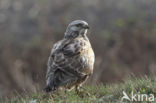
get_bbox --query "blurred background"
[0,0,156,97]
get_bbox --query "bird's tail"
[44,85,56,93]
[44,76,57,93]
[44,69,77,93]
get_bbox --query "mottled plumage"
[45,20,95,92]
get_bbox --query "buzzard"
[44,20,95,93]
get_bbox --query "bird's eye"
[76,24,81,27]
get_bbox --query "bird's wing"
[46,38,90,86]
[46,40,64,81]
[62,39,83,56]
[51,38,88,69]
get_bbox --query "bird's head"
[65,20,89,39]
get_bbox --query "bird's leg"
[79,86,87,91]
[75,86,86,98]
[75,85,80,94]
[75,85,90,97]
[64,89,67,94]
[79,86,91,96]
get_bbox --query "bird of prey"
[44,20,95,93]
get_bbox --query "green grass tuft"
[1,76,156,103]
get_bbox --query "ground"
[1,76,156,103]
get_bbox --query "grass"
[1,76,156,103]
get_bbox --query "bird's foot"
[75,86,90,97]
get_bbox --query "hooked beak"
[83,25,90,29]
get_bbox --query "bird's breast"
[78,46,95,74]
